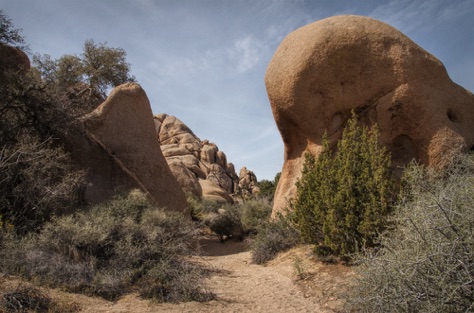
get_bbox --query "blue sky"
[2,0,473,180]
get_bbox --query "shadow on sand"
[199,236,249,257]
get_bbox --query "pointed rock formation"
[265,15,474,216]
[81,83,188,213]
[238,166,259,197]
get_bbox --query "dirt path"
[74,238,351,313]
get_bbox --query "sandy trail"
[74,238,350,313]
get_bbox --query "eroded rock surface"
[155,114,257,202]
[83,83,188,214]
[265,15,474,215]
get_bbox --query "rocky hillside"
[155,114,258,203]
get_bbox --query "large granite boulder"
[265,15,474,216]
[155,114,257,202]
[83,83,188,214]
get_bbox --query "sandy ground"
[1,238,353,313]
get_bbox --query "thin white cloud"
[231,35,266,73]
[370,0,473,35]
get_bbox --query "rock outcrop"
[155,114,256,202]
[238,166,259,197]
[81,83,188,214]
[265,15,474,216]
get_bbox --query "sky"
[2,0,473,180]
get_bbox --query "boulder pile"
[155,114,258,203]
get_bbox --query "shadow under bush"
[250,213,300,264]
[0,190,213,303]
[0,282,79,313]
[197,198,273,243]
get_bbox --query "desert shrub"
[199,198,272,242]
[345,154,474,312]
[1,14,86,234]
[0,283,78,313]
[250,213,301,264]
[206,203,245,242]
[293,112,395,257]
[0,135,85,234]
[240,199,272,233]
[138,259,213,303]
[0,284,52,313]
[0,191,212,303]
[256,172,281,201]
[186,194,222,221]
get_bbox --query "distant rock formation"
[78,83,188,214]
[265,15,474,216]
[238,166,259,197]
[155,114,257,202]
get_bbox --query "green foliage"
[0,191,213,303]
[345,154,474,312]
[82,39,135,97]
[186,193,222,220]
[0,18,86,234]
[0,135,85,234]
[0,9,26,48]
[206,203,244,242]
[240,199,273,233]
[33,39,135,115]
[293,112,394,256]
[256,172,281,201]
[250,213,300,264]
[191,196,272,242]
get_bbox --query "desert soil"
[2,237,353,313]
[79,237,352,313]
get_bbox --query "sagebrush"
[189,195,272,242]
[345,154,474,312]
[250,213,300,264]
[0,191,213,303]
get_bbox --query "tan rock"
[155,114,258,203]
[238,166,258,192]
[216,150,227,169]
[265,15,474,216]
[208,163,233,194]
[167,155,208,179]
[168,163,203,198]
[155,113,199,145]
[199,179,234,203]
[161,143,201,158]
[84,83,188,214]
[201,142,218,165]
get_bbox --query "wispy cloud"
[370,0,473,35]
[230,35,266,73]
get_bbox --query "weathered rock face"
[265,15,474,216]
[82,83,188,214]
[155,114,256,202]
[238,166,259,197]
